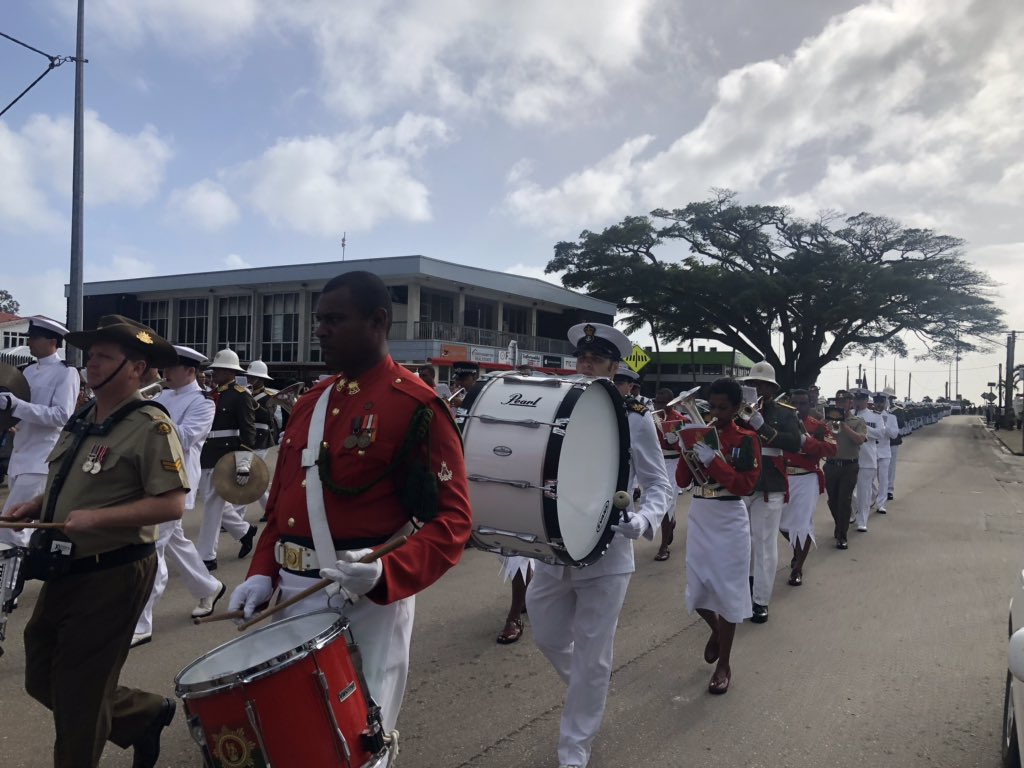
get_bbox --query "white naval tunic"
[1,353,79,546]
[136,382,219,636]
[874,410,899,509]
[527,406,672,768]
[854,408,884,528]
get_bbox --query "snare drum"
[175,611,390,768]
[457,373,629,566]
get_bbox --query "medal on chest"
[83,445,108,473]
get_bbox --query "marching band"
[0,292,949,768]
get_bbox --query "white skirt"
[499,555,534,583]
[685,497,752,624]
[779,472,819,550]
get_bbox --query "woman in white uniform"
[675,378,762,695]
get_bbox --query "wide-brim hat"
[567,322,632,361]
[613,362,639,382]
[207,348,246,373]
[66,315,177,368]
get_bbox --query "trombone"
[668,386,721,488]
[267,382,305,414]
[138,378,168,398]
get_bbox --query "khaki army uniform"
[23,393,189,767]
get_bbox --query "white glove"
[228,575,274,621]
[693,441,716,467]
[746,411,765,430]
[234,451,252,485]
[319,548,383,599]
[800,433,808,447]
[0,392,16,411]
[664,431,680,445]
[611,512,648,540]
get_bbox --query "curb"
[982,418,1024,456]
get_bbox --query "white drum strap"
[301,381,341,591]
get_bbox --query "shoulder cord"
[317,405,434,497]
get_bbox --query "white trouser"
[255,448,270,510]
[135,517,222,636]
[0,473,47,547]
[745,492,785,606]
[888,446,899,495]
[275,570,414,733]
[855,466,877,528]
[664,457,681,514]
[780,473,819,551]
[196,468,251,561]
[526,567,630,768]
[875,457,891,510]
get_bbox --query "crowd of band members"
[0,293,945,768]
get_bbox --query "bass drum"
[456,373,629,567]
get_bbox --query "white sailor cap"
[613,362,639,382]
[27,315,69,339]
[850,387,872,399]
[172,344,208,367]
[567,322,632,361]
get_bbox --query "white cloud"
[86,253,159,283]
[504,0,1024,243]
[83,0,261,49]
[3,268,67,321]
[0,123,62,233]
[237,113,450,236]
[502,263,565,287]
[168,180,240,231]
[224,253,251,269]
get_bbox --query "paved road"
[1,416,1021,767]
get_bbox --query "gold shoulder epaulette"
[234,384,248,393]
[778,401,797,411]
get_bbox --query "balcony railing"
[412,321,574,355]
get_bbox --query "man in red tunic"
[780,389,837,586]
[228,271,472,733]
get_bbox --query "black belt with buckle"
[825,458,859,466]
[69,542,156,576]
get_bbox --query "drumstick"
[0,521,66,529]
[193,586,282,626]
[237,536,408,632]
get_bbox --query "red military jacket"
[675,419,762,497]
[248,356,472,604]
[784,415,838,490]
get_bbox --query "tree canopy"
[547,190,1004,390]
[0,289,19,315]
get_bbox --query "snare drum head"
[177,610,343,689]
[554,381,626,561]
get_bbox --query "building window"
[309,291,322,363]
[262,292,299,362]
[2,331,28,348]
[419,289,455,324]
[464,298,495,329]
[177,298,208,356]
[702,364,723,375]
[503,305,529,335]
[218,296,252,360]
[138,300,169,338]
[657,363,680,375]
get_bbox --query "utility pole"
[999,363,1004,413]
[858,363,862,389]
[1006,332,1016,427]
[846,367,850,390]
[954,334,960,403]
[908,372,911,401]
[873,349,878,392]
[66,0,86,366]
[341,232,347,261]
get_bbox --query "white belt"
[275,541,341,573]
[762,447,783,457]
[255,424,271,431]
[208,429,240,439]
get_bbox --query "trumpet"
[737,395,764,423]
[670,386,722,488]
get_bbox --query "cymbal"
[0,363,30,401]
[212,452,270,505]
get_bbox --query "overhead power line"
[0,30,81,119]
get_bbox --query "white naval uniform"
[874,410,899,510]
[196,472,251,561]
[135,381,220,636]
[0,353,79,547]
[854,408,884,529]
[526,406,672,768]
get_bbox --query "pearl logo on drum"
[493,445,513,457]
[501,393,543,407]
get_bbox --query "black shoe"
[238,524,257,559]
[132,697,175,768]
[751,603,769,624]
[887,493,894,501]
[837,539,848,550]
[258,514,268,523]
[203,559,218,572]
[877,508,887,515]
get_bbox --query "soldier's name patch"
[161,458,183,472]
[154,421,173,435]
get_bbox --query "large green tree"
[548,191,1004,390]
[0,289,19,315]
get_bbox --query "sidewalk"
[983,416,1024,456]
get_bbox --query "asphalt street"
[1,415,1022,767]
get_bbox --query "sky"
[1,0,1022,402]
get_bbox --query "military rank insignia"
[154,421,172,435]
